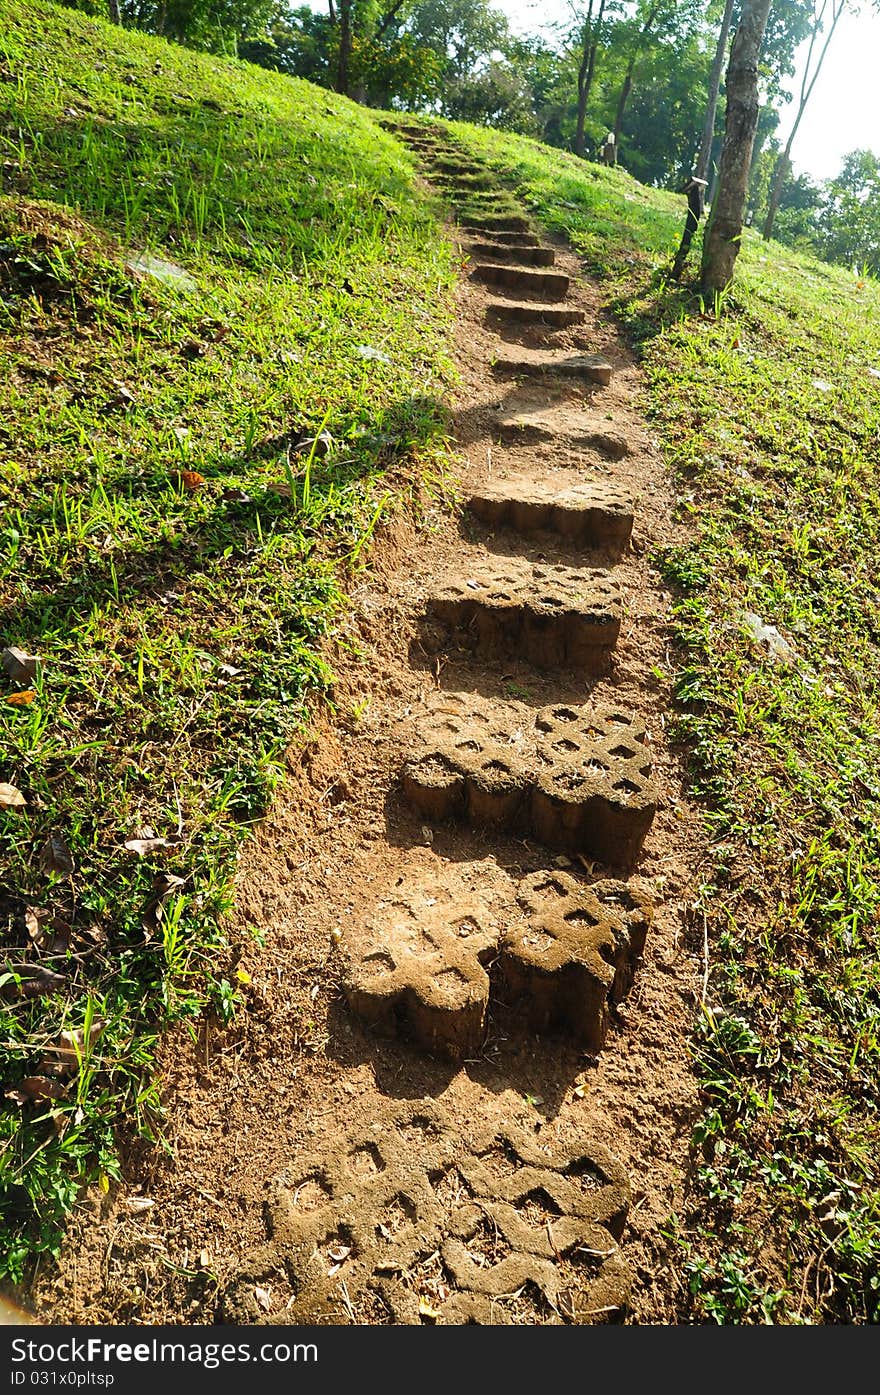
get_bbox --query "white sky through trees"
[490,0,880,182]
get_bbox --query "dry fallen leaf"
[124,835,178,856]
[41,1019,106,1071]
[179,469,206,491]
[557,1288,577,1321]
[2,964,67,998]
[7,690,36,706]
[9,1075,67,1104]
[25,906,71,954]
[0,783,26,811]
[39,832,74,876]
[418,1296,442,1319]
[125,1196,155,1212]
[142,872,186,940]
[254,1286,272,1312]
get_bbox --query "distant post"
[670,174,708,281]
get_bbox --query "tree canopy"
[59,0,880,282]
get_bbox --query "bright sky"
[490,0,880,184]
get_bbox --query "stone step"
[222,1096,632,1325]
[401,693,656,866]
[495,871,653,1052]
[425,557,621,673]
[461,226,540,246]
[432,158,486,176]
[487,299,585,328]
[442,180,496,197]
[463,212,532,234]
[469,240,555,267]
[471,263,570,299]
[495,400,629,458]
[492,349,613,386]
[341,861,652,1061]
[341,862,506,1061]
[467,479,633,553]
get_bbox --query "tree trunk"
[762,1,845,240]
[612,3,662,152]
[107,0,121,20]
[695,0,735,183]
[336,0,352,96]
[701,0,773,297]
[612,70,633,152]
[573,0,595,158]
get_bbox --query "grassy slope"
[0,1,454,1277]
[449,123,880,1323]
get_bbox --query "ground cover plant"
[0,0,455,1278]
[448,120,880,1323]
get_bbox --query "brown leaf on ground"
[40,1019,106,1072]
[142,872,186,939]
[179,470,205,491]
[124,835,180,856]
[39,832,74,876]
[0,783,26,810]
[557,1288,577,1321]
[2,963,67,998]
[2,646,40,684]
[7,690,36,706]
[25,906,71,954]
[7,1075,68,1104]
[179,339,207,360]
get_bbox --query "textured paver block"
[467,479,633,553]
[465,213,533,234]
[463,227,540,246]
[426,557,621,673]
[487,299,585,328]
[220,1097,631,1326]
[401,693,657,866]
[471,262,570,299]
[493,349,613,386]
[496,872,653,1051]
[497,403,629,459]
[469,240,555,267]
[432,157,486,175]
[342,871,503,1061]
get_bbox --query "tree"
[819,149,880,272]
[610,0,698,153]
[762,0,847,240]
[695,0,736,182]
[701,0,773,294]
[573,0,609,158]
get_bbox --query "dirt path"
[34,124,705,1327]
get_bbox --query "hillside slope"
[0,0,454,1278]
[3,2,879,1325]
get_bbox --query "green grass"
[445,122,880,1323]
[0,1,455,1278]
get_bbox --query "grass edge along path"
[0,2,456,1280]
[447,120,880,1324]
